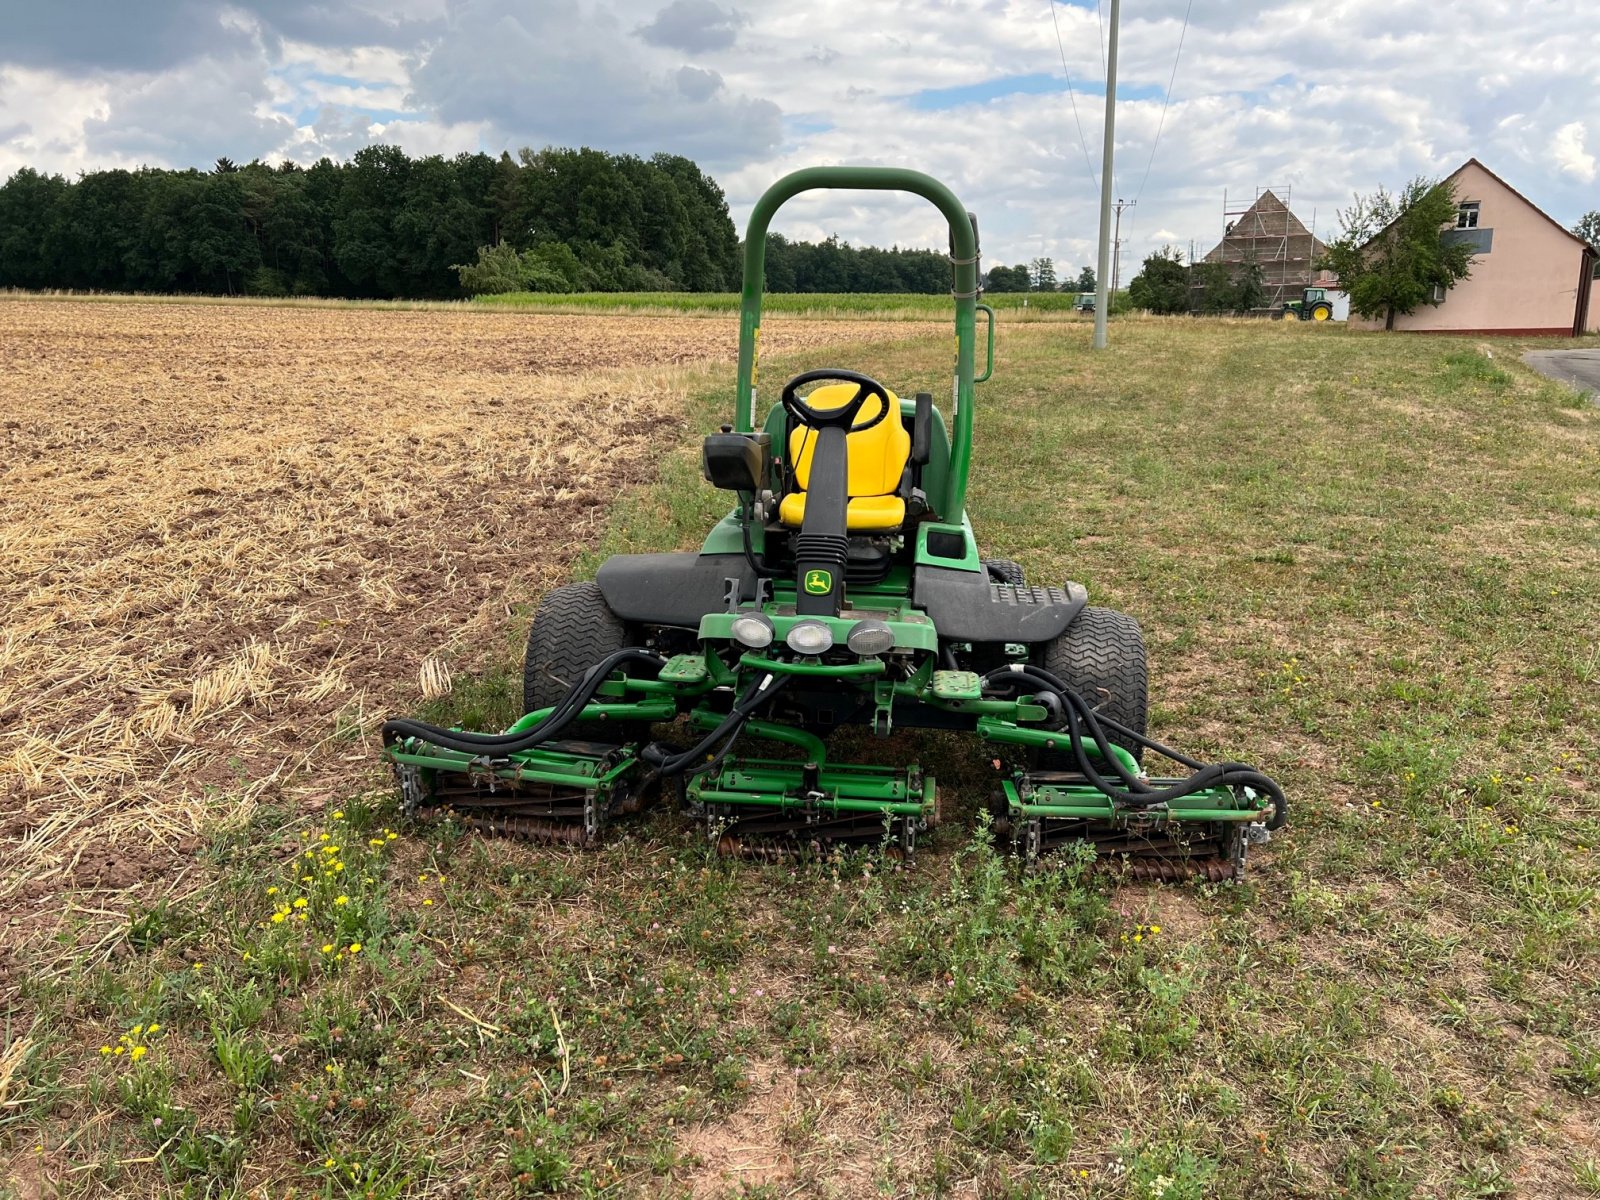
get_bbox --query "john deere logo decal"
[803,569,833,595]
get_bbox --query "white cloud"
[1551,121,1596,184]
[1,0,1595,266]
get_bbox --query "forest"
[0,146,980,299]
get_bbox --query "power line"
[1131,0,1194,205]
[1047,0,1100,191]
[1095,0,1107,78]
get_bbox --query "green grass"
[476,289,1089,320]
[9,320,1600,1198]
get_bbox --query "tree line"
[0,146,744,298]
[0,145,1038,300]
[984,257,1095,293]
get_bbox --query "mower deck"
[689,756,937,859]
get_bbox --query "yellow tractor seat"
[777,383,910,533]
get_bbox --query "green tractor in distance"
[1280,286,1335,322]
[381,167,1287,879]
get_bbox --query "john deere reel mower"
[382,167,1288,879]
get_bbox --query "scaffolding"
[1194,186,1324,313]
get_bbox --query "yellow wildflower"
[271,912,287,924]
[321,944,334,954]
[146,1024,160,1034]
[333,810,344,820]
[99,1045,112,1055]
[348,942,362,953]
[422,899,434,907]
[1149,925,1161,935]
[334,895,348,906]
[130,1046,147,1062]
[266,886,278,896]
[292,898,308,909]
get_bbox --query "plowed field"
[0,299,936,933]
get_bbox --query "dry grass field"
[3,299,1597,1200]
[0,298,935,957]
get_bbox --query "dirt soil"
[0,298,935,972]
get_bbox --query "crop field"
[3,299,1599,1199]
[0,298,937,940]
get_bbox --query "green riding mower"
[382,167,1287,879]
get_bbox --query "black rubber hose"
[984,664,1146,790]
[644,672,790,777]
[983,663,1289,829]
[381,648,665,756]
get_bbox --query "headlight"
[730,612,775,649]
[845,619,894,656]
[785,619,834,655]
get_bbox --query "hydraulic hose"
[642,671,789,777]
[984,663,1288,831]
[381,648,665,756]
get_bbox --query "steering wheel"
[779,369,892,433]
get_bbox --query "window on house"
[1456,201,1480,229]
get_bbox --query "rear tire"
[1036,606,1148,767]
[522,581,645,744]
[983,558,1026,585]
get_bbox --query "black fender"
[595,553,756,629]
[913,566,1087,644]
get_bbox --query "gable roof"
[1355,158,1593,253]
[1202,190,1325,263]
[1448,158,1593,251]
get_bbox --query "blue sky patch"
[907,73,1164,110]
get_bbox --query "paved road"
[1524,348,1600,401]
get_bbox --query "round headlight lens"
[845,619,895,656]
[785,619,834,656]
[730,613,775,649]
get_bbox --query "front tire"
[983,558,1026,586]
[522,581,645,744]
[1036,606,1148,766]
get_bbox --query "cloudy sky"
[1,0,1594,274]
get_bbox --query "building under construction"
[1196,188,1326,313]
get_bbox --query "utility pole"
[1111,197,1135,293]
[1091,0,1121,350]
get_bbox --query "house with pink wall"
[1347,159,1598,337]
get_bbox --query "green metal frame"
[996,777,1270,825]
[735,167,979,522]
